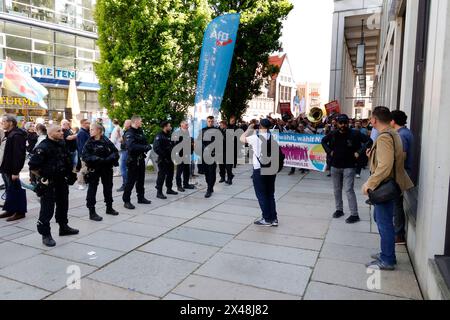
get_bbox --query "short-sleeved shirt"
[246,132,270,170]
[398,127,414,176]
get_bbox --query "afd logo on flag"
[210,30,234,47]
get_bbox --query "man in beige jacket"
[363,107,414,270]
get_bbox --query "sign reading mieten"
[0,60,76,80]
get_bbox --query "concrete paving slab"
[199,211,256,225]
[164,227,234,248]
[89,251,199,298]
[0,242,42,269]
[75,230,150,252]
[236,230,323,251]
[106,221,170,239]
[139,237,219,263]
[128,214,187,229]
[47,278,158,300]
[221,239,318,267]
[195,252,311,296]
[311,258,422,300]
[183,218,248,235]
[212,204,261,217]
[0,277,50,300]
[0,254,96,292]
[45,242,124,267]
[304,281,408,300]
[173,275,300,300]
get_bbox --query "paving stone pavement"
[0,165,423,300]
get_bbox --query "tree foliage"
[94,0,211,138]
[210,0,293,120]
[95,0,292,136]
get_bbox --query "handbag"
[368,133,402,204]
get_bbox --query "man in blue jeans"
[240,119,278,227]
[117,120,131,192]
[363,107,414,270]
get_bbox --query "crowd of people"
[0,108,415,272]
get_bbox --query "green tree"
[210,0,293,120]
[94,0,211,139]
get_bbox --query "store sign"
[0,96,39,107]
[0,61,76,80]
[325,100,341,115]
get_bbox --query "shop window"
[76,47,95,61]
[6,48,31,63]
[4,21,30,38]
[32,52,53,66]
[76,36,94,50]
[55,56,75,68]
[55,44,75,57]
[6,34,31,51]
[56,32,75,46]
[32,39,53,55]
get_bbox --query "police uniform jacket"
[124,127,151,160]
[29,138,73,181]
[81,136,119,170]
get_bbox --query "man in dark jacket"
[321,114,370,224]
[122,116,152,209]
[174,121,195,193]
[218,121,234,185]
[153,121,178,199]
[29,124,79,247]
[76,119,91,190]
[198,116,220,198]
[0,115,27,222]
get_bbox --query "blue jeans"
[252,169,277,222]
[374,200,396,265]
[120,150,128,187]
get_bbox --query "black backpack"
[257,132,285,173]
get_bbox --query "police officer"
[82,123,120,221]
[218,121,234,185]
[199,116,219,198]
[29,125,79,247]
[153,121,178,199]
[174,121,195,192]
[122,115,152,209]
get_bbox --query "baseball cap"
[259,119,272,129]
[337,114,349,123]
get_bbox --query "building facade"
[330,0,450,299]
[0,0,101,123]
[297,82,322,112]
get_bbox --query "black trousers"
[204,163,217,192]
[37,180,69,236]
[86,168,113,209]
[219,164,233,180]
[176,163,190,187]
[156,160,174,192]
[123,159,146,202]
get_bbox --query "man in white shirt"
[240,118,279,227]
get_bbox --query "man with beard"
[321,114,368,224]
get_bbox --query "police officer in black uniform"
[29,124,79,247]
[218,120,234,185]
[82,123,120,221]
[199,116,219,198]
[174,121,195,192]
[122,116,152,210]
[153,121,178,199]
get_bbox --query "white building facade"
[330,0,450,299]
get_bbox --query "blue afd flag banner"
[191,13,240,139]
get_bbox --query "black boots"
[124,202,136,210]
[157,192,167,200]
[106,205,119,216]
[89,208,103,222]
[138,197,152,204]
[59,224,79,236]
[42,235,56,247]
[166,189,178,196]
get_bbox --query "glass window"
[76,48,94,60]
[33,39,53,54]
[56,32,75,46]
[6,0,31,16]
[6,48,31,63]
[6,35,31,50]
[55,56,75,68]
[32,52,53,65]
[55,44,75,57]
[76,36,94,50]
[5,22,30,38]
[31,27,52,42]
[31,0,54,10]
[76,59,93,71]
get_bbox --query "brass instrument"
[307,107,324,124]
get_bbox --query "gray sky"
[280,0,334,103]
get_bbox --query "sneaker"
[371,253,397,265]
[254,218,272,227]
[366,260,395,271]
[395,235,406,245]
[333,210,345,219]
[346,215,360,224]
[356,174,361,179]
[271,219,279,227]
